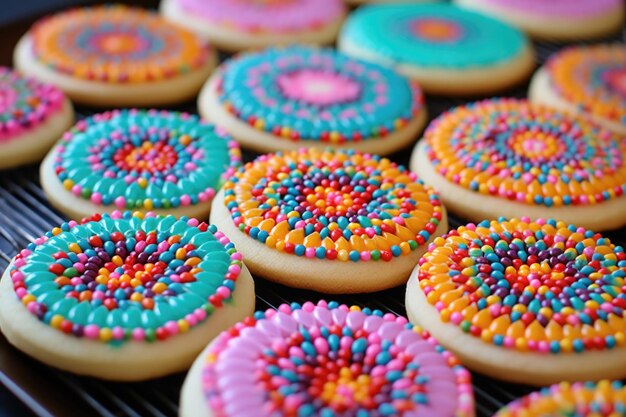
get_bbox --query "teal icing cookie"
[42,109,241,219]
[338,3,534,95]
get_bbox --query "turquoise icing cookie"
[8,211,243,344]
[217,46,424,143]
[340,3,528,69]
[52,109,241,211]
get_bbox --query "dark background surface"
[0,1,625,416]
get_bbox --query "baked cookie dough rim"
[160,0,345,53]
[0,263,255,381]
[454,0,625,40]
[180,337,216,417]
[40,149,217,220]
[410,140,626,231]
[14,35,216,107]
[405,269,626,385]
[0,97,73,169]
[529,68,626,136]
[210,189,448,293]
[338,37,536,96]
[198,72,428,155]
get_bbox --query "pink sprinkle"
[112,327,125,340]
[305,247,316,258]
[15,288,27,298]
[11,271,24,283]
[84,325,100,339]
[228,265,241,275]
[180,195,192,206]
[91,192,103,204]
[230,253,243,261]
[164,321,179,335]
[194,308,207,321]
[132,328,145,341]
[114,196,126,208]
[360,251,371,261]
[216,287,231,299]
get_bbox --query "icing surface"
[9,211,243,344]
[495,380,626,417]
[175,0,344,33]
[481,0,620,17]
[0,67,65,142]
[414,218,626,354]
[423,98,626,207]
[30,5,211,83]
[52,109,241,211]
[223,148,443,262]
[340,3,527,68]
[218,47,423,143]
[201,300,475,417]
[546,45,626,125]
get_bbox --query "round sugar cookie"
[14,5,215,107]
[530,45,626,136]
[338,3,535,96]
[40,109,241,221]
[494,380,626,417]
[210,148,448,293]
[454,0,625,41]
[181,300,476,417]
[198,47,427,155]
[406,218,626,385]
[0,67,73,169]
[0,211,255,380]
[160,0,345,52]
[410,98,626,231]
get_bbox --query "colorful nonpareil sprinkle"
[223,148,443,262]
[175,0,344,33]
[9,211,242,343]
[30,5,211,83]
[217,47,423,143]
[341,3,527,69]
[423,98,626,207]
[0,67,65,141]
[201,301,475,417]
[545,45,626,125]
[494,380,626,417]
[415,218,626,354]
[52,109,240,211]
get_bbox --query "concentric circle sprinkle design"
[53,109,241,211]
[223,148,443,262]
[217,47,423,143]
[423,98,626,206]
[415,218,626,354]
[10,211,242,343]
[200,301,475,417]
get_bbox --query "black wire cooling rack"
[0,4,625,416]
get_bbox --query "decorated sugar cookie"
[530,45,626,135]
[198,47,427,154]
[14,5,215,107]
[410,98,626,231]
[494,380,626,417]
[406,218,626,385]
[210,148,447,293]
[40,109,241,220]
[455,0,624,40]
[338,3,535,96]
[0,211,255,380]
[181,300,476,417]
[0,67,73,169]
[160,0,346,52]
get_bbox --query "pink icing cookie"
[454,0,624,40]
[160,0,346,52]
[180,301,475,417]
[0,67,73,169]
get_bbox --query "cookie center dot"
[411,18,463,43]
[277,70,361,106]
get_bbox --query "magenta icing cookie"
[0,211,255,380]
[40,109,241,220]
[180,300,475,417]
[0,67,73,169]
[454,0,624,40]
[210,148,448,293]
[160,0,346,52]
[493,380,626,417]
[198,47,427,154]
[14,5,215,107]
[530,45,626,136]
[406,218,626,385]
